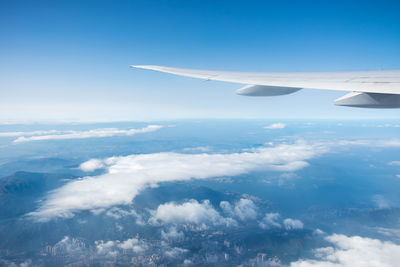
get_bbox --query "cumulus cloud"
[161,227,185,241]
[164,247,188,258]
[283,218,304,230]
[118,238,147,253]
[95,240,118,257]
[95,237,147,257]
[264,123,286,129]
[149,200,236,228]
[29,141,325,222]
[291,234,400,267]
[259,213,281,229]
[259,213,303,230]
[314,229,325,235]
[80,159,105,172]
[220,198,257,221]
[13,125,163,143]
[54,236,87,254]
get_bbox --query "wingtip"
[129,65,144,69]
[129,65,164,70]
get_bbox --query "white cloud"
[95,240,117,257]
[161,227,185,241]
[259,213,281,229]
[54,236,86,254]
[149,200,235,228]
[80,159,105,172]
[164,247,188,258]
[388,161,400,166]
[264,123,286,129]
[118,238,147,253]
[19,260,32,267]
[183,259,193,265]
[220,198,257,221]
[376,124,400,128]
[375,227,400,241]
[290,234,400,267]
[283,218,304,230]
[28,137,399,222]
[259,213,303,231]
[372,195,390,209]
[314,229,325,235]
[0,129,65,137]
[95,237,147,257]
[29,141,325,222]
[337,139,400,148]
[13,125,163,143]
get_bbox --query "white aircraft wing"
[130,65,400,108]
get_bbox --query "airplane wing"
[130,65,400,108]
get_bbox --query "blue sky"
[1,0,400,121]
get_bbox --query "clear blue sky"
[1,0,400,122]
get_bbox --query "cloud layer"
[12,125,163,143]
[291,234,400,267]
[29,141,326,222]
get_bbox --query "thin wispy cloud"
[182,146,212,152]
[264,123,286,129]
[337,139,400,147]
[0,130,66,137]
[12,125,164,143]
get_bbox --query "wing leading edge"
[130,65,400,108]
